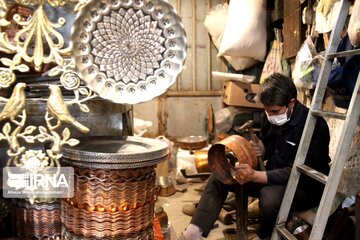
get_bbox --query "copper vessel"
[194,150,211,173]
[61,136,168,240]
[13,199,61,240]
[208,135,257,185]
[176,135,208,150]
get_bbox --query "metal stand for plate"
[235,185,248,240]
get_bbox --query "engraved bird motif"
[47,85,90,133]
[0,82,26,123]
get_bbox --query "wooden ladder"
[271,0,360,239]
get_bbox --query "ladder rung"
[296,164,328,184]
[311,110,346,120]
[275,224,298,240]
[327,48,360,59]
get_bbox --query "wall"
[132,0,360,197]
[133,96,223,138]
[133,0,227,138]
[324,97,360,197]
[303,91,360,197]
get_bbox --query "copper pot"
[178,150,212,180]
[194,150,211,180]
[194,150,210,173]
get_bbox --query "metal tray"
[71,0,187,104]
[61,136,169,168]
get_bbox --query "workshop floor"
[156,176,259,240]
[157,180,226,240]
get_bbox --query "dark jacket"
[260,100,331,192]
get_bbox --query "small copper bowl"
[176,136,207,150]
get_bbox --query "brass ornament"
[0,82,26,123]
[0,82,28,155]
[0,67,16,88]
[0,1,76,72]
[0,1,94,203]
[48,60,98,110]
[47,84,90,134]
[19,149,49,172]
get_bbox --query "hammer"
[235,120,265,171]
[233,120,255,135]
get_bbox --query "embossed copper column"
[13,199,61,240]
[60,136,168,240]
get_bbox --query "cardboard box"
[223,81,263,109]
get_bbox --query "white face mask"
[266,108,290,126]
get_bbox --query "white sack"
[203,3,259,70]
[315,1,341,34]
[218,0,267,61]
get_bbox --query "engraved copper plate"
[71,0,187,104]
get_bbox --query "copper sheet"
[208,135,257,185]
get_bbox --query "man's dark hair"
[258,73,297,106]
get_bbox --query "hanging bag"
[292,37,318,89]
[260,29,290,83]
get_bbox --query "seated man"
[180,73,331,239]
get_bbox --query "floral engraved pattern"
[20,150,49,172]
[0,68,15,88]
[60,71,81,90]
[71,0,187,104]
[91,8,165,84]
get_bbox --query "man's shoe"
[182,204,196,217]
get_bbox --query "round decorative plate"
[71,0,187,104]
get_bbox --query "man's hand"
[231,163,255,185]
[231,163,268,185]
[250,135,265,157]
